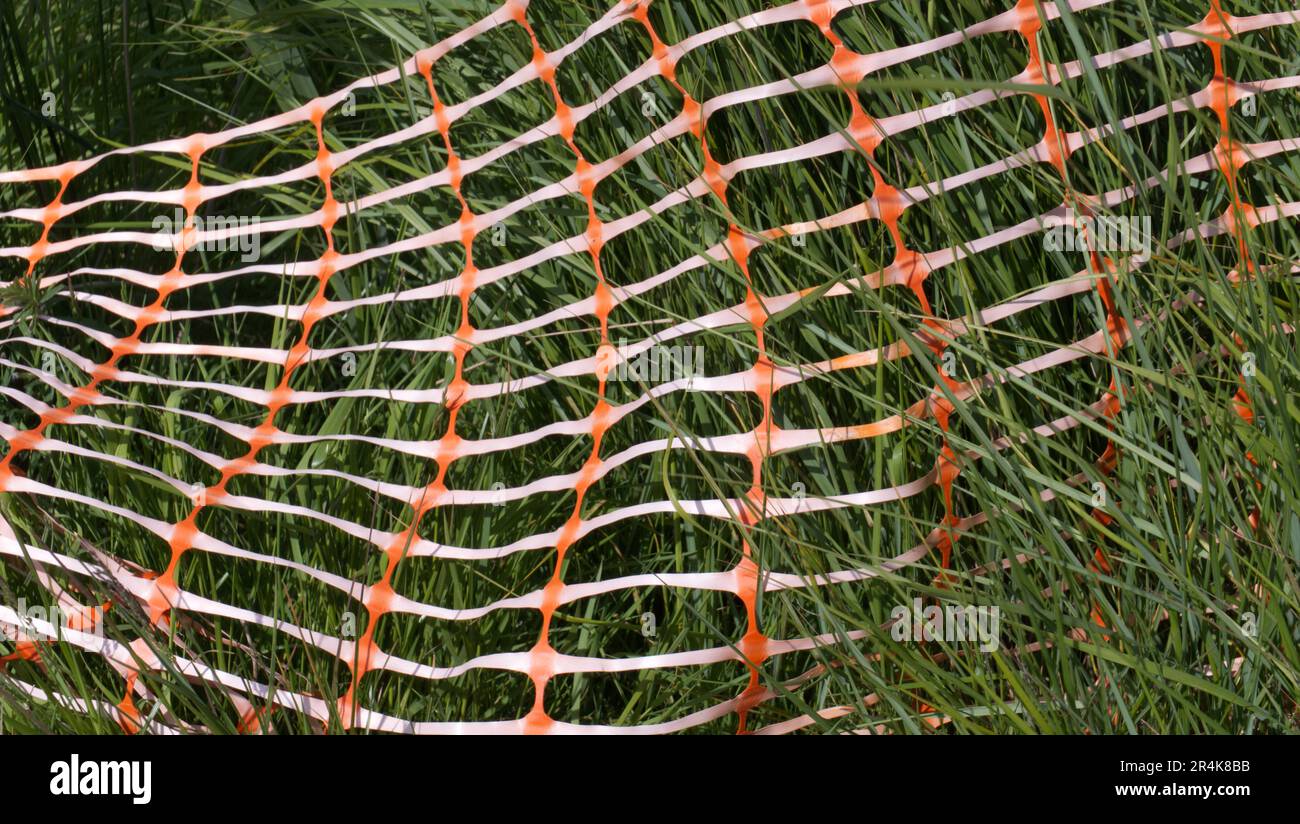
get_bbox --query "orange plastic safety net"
[0,0,1295,733]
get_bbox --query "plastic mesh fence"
[0,0,1296,733]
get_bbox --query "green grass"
[0,0,1298,734]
